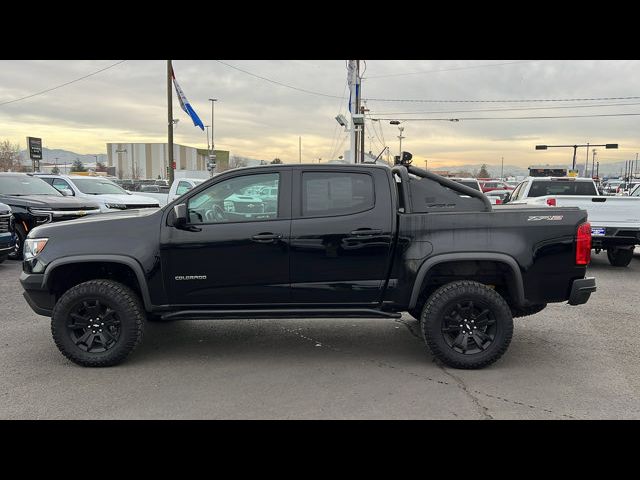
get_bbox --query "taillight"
[576,222,592,265]
[546,198,557,206]
[496,198,502,205]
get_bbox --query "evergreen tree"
[51,166,60,174]
[71,158,87,172]
[271,158,283,164]
[478,164,491,178]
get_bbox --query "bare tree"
[0,140,21,171]
[229,155,248,169]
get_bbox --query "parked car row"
[0,173,161,258]
[502,176,640,267]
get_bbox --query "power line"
[364,95,640,104]
[0,60,127,107]
[215,60,342,99]
[372,112,640,121]
[369,101,640,116]
[214,61,640,107]
[364,60,536,79]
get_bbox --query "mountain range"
[19,148,107,166]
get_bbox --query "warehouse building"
[106,142,229,179]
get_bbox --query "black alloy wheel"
[441,300,496,355]
[66,299,121,353]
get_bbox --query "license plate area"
[591,227,606,236]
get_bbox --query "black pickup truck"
[20,163,596,369]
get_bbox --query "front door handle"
[349,228,383,236]
[251,233,282,243]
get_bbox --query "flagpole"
[167,60,174,185]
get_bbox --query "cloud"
[1,60,639,166]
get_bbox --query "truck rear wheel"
[607,247,634,267]
[51,279,145,367]
[420,280,513,369]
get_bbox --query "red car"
[480,180,515,193]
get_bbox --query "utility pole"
[209,98,217,173]
[591,149,597,179]
[596,161,599,179]
[347,60,360,164]
[584,142,589,176]
[299,136,301,163]
[501,156,504,180]
[360,105,366,163]
[167,60,174,186]
[635,152,639,179]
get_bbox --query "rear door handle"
[349,228,383,236]
[251,233,282,243]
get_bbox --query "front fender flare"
[42,254,153,311]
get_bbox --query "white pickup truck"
[504,176,640,267]
[136,178,205,207]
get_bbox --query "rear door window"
[301,172,374,217]
[528,181,598,197]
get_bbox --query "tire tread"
[51,279,144,367]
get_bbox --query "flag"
[171,67,205,130]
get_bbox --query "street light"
[535,143,618,171]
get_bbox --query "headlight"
[23,238,48,261]
[105,203,127,210]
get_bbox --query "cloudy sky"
[1,59,639,169]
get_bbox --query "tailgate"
[552,196,640,229]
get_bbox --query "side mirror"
[60,189,73,196]
[502,193,511,204]
[172,203,188,227]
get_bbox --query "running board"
[160,308,402,321]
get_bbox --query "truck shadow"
[132,318,434,366]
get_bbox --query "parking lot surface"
[1,252,640,420]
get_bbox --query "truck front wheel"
[51,279,145,367]
[606,246,634,267]
[420,280,513,369]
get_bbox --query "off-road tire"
[51,279,145,367]
[420,280,513,369]
[607,247,634,267]
[511,303,547,318]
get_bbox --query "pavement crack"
[281,324,578,419]
[436,363,493,419]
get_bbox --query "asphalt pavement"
[1,252,639,419]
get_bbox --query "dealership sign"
[27,137,43,160]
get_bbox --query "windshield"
[0,175,62,195]
[528,180,598,197]
[72,178,128,195]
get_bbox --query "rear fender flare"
[408,253,525,309]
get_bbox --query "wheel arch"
[43,255,153,311]
[408,253,525,310]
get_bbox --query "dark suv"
[0,173,101,259]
